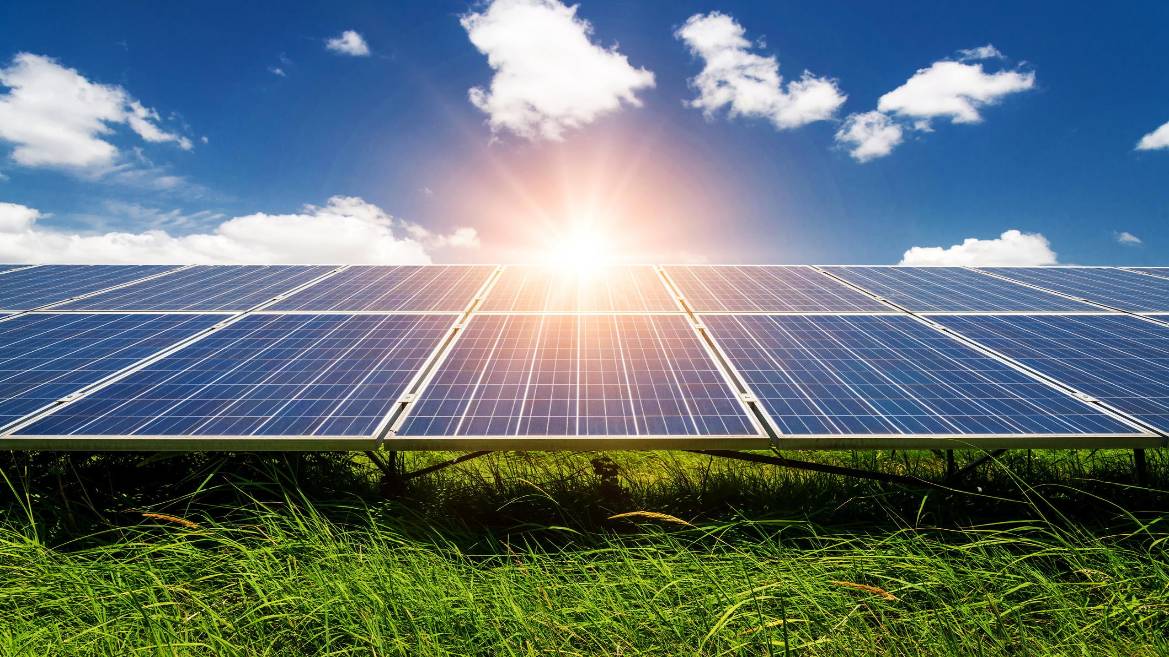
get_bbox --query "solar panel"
[0,265,178,310]
[665,266,889,312]
[702,314,1138,436]
[16,313,454,438]
[58,265,333,311]
[0,313,221,427]
[824,266,1095,312]
[270,265,494,312]
[0,265,29,275]
[935,314,1169,434]
[479,265,678,312]
[397,314,756,436]
[1127,268,1169,281]
[983,267,1169,312]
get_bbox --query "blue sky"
[0,0,1167,265]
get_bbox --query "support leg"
[1135,448,1147,485]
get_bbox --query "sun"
[541,218,615,272]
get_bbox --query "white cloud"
[878,59,1034,125]
[269,67,286,77]
[0,53,192,171]
[325,30,370,57]
[0,197,478,264]
[461,0,655,141]
[835,111,904,162]
[957,44,1004,62]
[899,229,1057,266]
[836,45,1033,162]
[675,12,845,130]
[1115,231,1142,246]
[1136,120,1169,151]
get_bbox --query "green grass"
[1,448,1167,655]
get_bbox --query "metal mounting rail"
[655,265,777,445]
[377,265,505,444]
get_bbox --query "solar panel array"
[0,264,1166,449]
[480,265,678,312]
[824,266,1095,312]
[270,265,494,312]
[0,265,179,310]
[983,267,1169,312]
[665,266,889,312]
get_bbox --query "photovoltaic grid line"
[934,314,1169,441]
[0,265,349,440]
[823,266,1096,312]
[268,265,496,312]
[16,313,456,438]
[58,265,334,311]
[1126,268,1169,281]
[0,265,37,275]
[663,265,891,312]
[815,264,1163,436]
[478,265,680,312]
[701,314,1141,437]
[979,267,1169,313]
[371,264,504,444]
[0,265,186,312]
[0,313,224,429]
[395,314,758,437]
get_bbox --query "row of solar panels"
[4,263,1169,313]
[0,263,1168,450]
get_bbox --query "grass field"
[1,448,1167,656]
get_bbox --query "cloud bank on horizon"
[0,198,478,264]
[899,229,1058,266]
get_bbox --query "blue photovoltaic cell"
[935,314,1169,434]
[59,265,332,311]
[0,313,221,426]
[0,265,28,275]
[825,266,1094,312]
[398,314,755,437]
[18,314,453,437]
[1128,268,1169,281]
[480,265,678,312]
[702,314,1136,436]
[665,266,889,312]
[984,267,1169,312]
[270,265,493,312]
[0,265,177,310]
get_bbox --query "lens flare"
[542,218,614,272]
